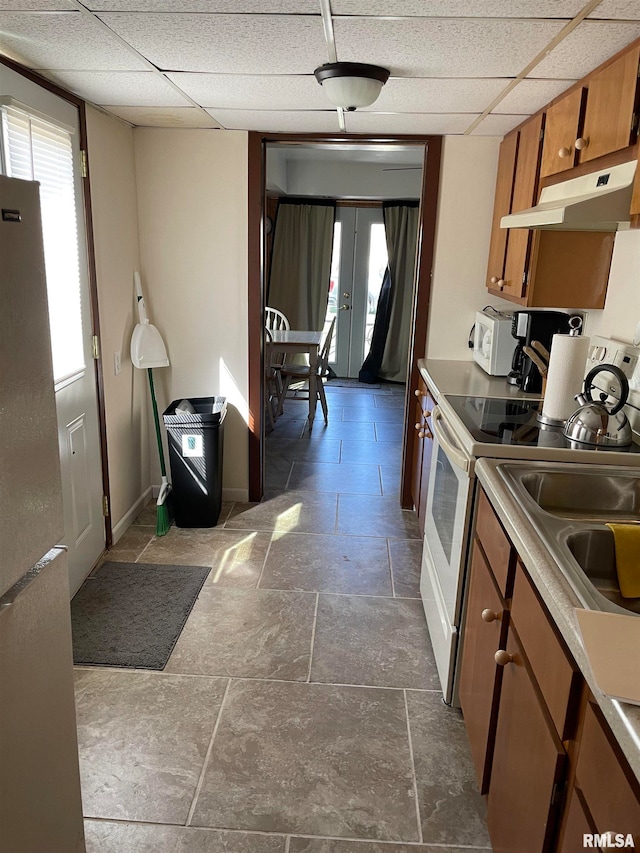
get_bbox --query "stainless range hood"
[501,160,636,231]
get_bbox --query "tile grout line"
[387,538,397,598]
[185,677,232,827]
[306,593,320,683]
[255,532,275,590]
[403,688,424,845]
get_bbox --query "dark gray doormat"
[71,561,210,670]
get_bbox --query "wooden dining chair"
[264,327,281,430]
[265,306,290,332]
[276,317,336,424]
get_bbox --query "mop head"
[156,482,172,537]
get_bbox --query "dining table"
[269,328,324,426]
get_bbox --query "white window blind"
[1,105,84,382]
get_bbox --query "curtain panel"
[268,199,336,332]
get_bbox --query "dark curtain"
[267,198,336,332]
[359,201,419,384]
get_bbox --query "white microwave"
[472,310,516,376]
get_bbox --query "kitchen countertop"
[417,357,541,403]
[476,457,640,785]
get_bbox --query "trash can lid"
[163,396,227,426]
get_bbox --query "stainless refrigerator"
[0,175,85,852]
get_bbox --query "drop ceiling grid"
[0,10,148,69]
[95,12,329,74]
[44,69,192,106]
[331,17,569,77]
[165,73,329,111]
[107,105,221,127]
[527,19,640,77]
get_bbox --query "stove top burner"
[445,395,640,452]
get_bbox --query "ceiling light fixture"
[314,62,390,111]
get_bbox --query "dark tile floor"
[78,382,491,852]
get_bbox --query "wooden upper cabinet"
[540,87,586,178]
[580,45,640,163]
[501,113,544,301]
[486,131,518,291]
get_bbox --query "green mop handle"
[148,368,167,477]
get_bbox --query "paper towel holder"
[536,314,586,427]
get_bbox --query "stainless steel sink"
[519,470,640,522]
[495,462,640,617]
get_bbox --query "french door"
[1,71,105,596]
[325,206,388,378]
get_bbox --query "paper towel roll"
[542,334,591,423]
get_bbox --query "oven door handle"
[431,407,470,474]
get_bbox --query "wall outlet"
[114,350,121,375]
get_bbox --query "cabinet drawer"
[510,562,579,740]
[576,702,640,842]
[475,489,514,598]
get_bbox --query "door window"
[1,105,84,384]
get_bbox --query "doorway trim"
[247,133,443,505]
[0,55,112,546]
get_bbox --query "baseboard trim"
[112,486,154,544]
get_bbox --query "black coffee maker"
[508,310,572,393]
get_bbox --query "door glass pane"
[431,446,459,563]
[364,222,388,360]
[324,220,341,362]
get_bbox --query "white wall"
[85,106,151,538]
[286,158,422,200]
[426,135,514,360]
[133,128,249,501]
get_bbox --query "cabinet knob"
[497,279,506,290]
[558,146,572,158]
[575,137,589,151]
[414,389,421,397]
[418,430,427,439]
[494,649,514,666]
[481,609,500,623]
[423,409,432,419]
[490,276,498,285]
[415,422,422,431]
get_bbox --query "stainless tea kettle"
[563,363,632,447]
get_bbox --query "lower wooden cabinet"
[558,789,595,852]
[409,378,434,534]
[487,628,567,853]
[458,541,506,794]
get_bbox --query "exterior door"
[325,206,388,378]
[0,72,105,596]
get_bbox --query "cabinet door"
[502,113,544,300]
[540,88,586,178]
[558,789,596,853]
[486,131,518,291]
[459,541,506,793]
[411,398,424,511]
[487,629,566,853]
[580,46,640,163]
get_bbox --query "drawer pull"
[558,146,572,158]
[482,609,500,623]
[494,649,514,666]
[497,279,506,289]
[490,276,498,284]
[575,137,589,151]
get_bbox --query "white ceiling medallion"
[313,62,390,111]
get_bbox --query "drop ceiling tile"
[40,70,190,106]
[206,109,341,133]
[345,112,476,134]
[332,0,583,16]
[0,0,74,8]
[493,78,577,114]
[165,73,326,110]
[88,0,317,9]
[589,1,640,19]
[0,11,148,69]
[469,114,524,135]
[333,18,567,78]
[362,77,508,113]
[104,105,220,127]
[531,20,640,78]
[97,13,328,74]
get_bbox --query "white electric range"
[419,337,640,706]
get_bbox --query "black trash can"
[162,396,227,528]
